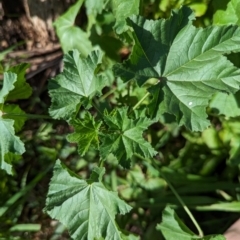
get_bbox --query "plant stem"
[160,170,204,237]
[99,88,116,101]
[130,92,150,113]
[99,159,104,168]
[91,101,103,117]
[133,153,204,237]
[3,112,52,120]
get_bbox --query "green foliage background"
[1,0,240,239]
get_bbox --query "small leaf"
[49,50,106,120]
[6,63,32,100]
[67,112,102,155]
[100,107,157,167]
[157,206,196,240]
[44,160,132,240]
[54,0,92,55]
[157,206,226,240]
[112,0,140,34]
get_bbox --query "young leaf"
[44,160,132,240]
[100,107,157,167]
[157,206,226,240]
[67,112,102,155]
[54,0,92,55]
[6,63,32,101]
[112,0,140,34]
[48,50,106,120]
[114,6,240,131]
[0,118,25,174]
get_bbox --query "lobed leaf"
[113,6,195,86]
[6,63,32,101]
[100,107,157,167]
[67,112,102,155]
[114,6,240,131]
[44,160,131,240]
[48,50,106,120]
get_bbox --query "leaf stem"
[133,153,204,237]
[91,101,103,117]
[132,92,150,111]
[3,112,52,120]
[99,88,116,101]
[99,159,104,168]
[160,170,204,238]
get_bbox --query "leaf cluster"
[2,0,240,239]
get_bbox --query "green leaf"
[67,112,102,155]
[6,63,32,100]
[203,236,225,240]
[44,160,132,240]
[100,107,157,167]
[114,6,240,131]
[3,104,27,132]
[85,0,107,15]
[157,206,197,240]
[112,0,141,34]
[0,118,25,174]
[113,6,195,85]
[54,0,92,55]
[49,50,106,120]
[157,206,226,240]
[121,233,140,240]
[219,120,240,165]
[0,71,26,174]
[209,91,240,118]
[89,28,123,61]
[196,201,240,212]
[0,72,17,103]
[213,0,240,25]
